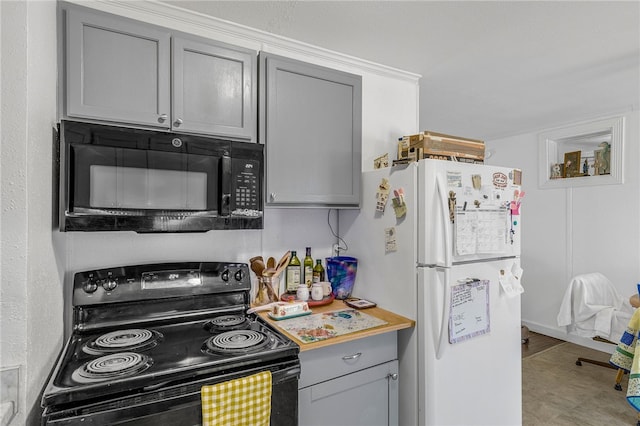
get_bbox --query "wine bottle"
[286,251,301,293]
[313,259,325,283]
[303,247,314,287]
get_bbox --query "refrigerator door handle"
[435,175,452,267]
[435,268,451,360]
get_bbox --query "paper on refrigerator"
[454,207,509,255]
[498,263,524,297]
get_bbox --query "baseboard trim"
[521,320,616,354]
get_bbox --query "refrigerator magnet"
[373,153,389,169]
[511,169,522,186]
[384,227,397,253]
[392,188,407,218]
[471,174,482,190]
[448,191,456,223]
[447,171,462,187]
[375,178,391,212]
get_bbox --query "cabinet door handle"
[174,118,183,127]
[158,114,168,123]
[388,373,398,381]
[270,193,276,201]
[342,352,362,360]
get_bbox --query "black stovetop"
[41,262,299,409]
[43,312,298,407]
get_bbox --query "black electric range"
[41,262,299,425]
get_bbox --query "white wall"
[487,109,640,351]
[0,2,419,423]
[1,1,62,424]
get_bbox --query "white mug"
[318,281,332,297]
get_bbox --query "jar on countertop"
[311,282,324,301]
[296,283,309,301]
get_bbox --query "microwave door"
[60,120,263,232]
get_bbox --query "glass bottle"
[303,247,314,287]
[286,250,301,293]
[313,259,325,283]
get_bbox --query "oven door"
[42,359,300,426]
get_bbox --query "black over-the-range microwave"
[58,120,263,233]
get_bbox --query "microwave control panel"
[232,159,261,211]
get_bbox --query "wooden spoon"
[267,257,276,270]
[273,251,291,279]
[250,259,265,277]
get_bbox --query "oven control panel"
[73,262,251,306]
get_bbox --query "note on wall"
[449,279,490,344]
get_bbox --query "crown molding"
[61,0,421,84]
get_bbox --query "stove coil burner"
[203,330,272,355]
[71,352,153,384]
[203,314,250,333]
[83,329,162,355]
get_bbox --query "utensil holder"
[255,276,279,305]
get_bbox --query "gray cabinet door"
[260,53,362,207]
[173,36,256,140]
[298,360,399,426]
[66,8,171,128]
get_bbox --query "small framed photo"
[563,151,581,178]
[345,298,377,309]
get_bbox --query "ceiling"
[163,1,640,141]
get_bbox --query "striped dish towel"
[201,371,272,426]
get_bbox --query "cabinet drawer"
[298,332,397,389]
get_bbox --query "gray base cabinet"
[298,333,399,426]
[63,5,256,141]
[260,53,362,207]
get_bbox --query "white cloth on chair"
[557,272,634,341]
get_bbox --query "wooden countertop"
[258,299,415,352]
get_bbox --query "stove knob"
[234,269,244,281]
[83,277,98,293]
[102,277,118,292]
[221,269,230,282]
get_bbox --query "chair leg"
[615,368,625,391]
[574,357,624,390]
[575,357,617,370]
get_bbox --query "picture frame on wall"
[563,151,581,178]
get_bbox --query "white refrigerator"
[341,159,523,426]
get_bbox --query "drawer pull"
[342,352,362,361]
[388,373,398,381]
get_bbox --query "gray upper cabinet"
[66,8,171,128]
[64,7,256,141]
[173,37,255,140]
[260,53,362,208]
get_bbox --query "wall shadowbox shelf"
[538,115,625,189]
